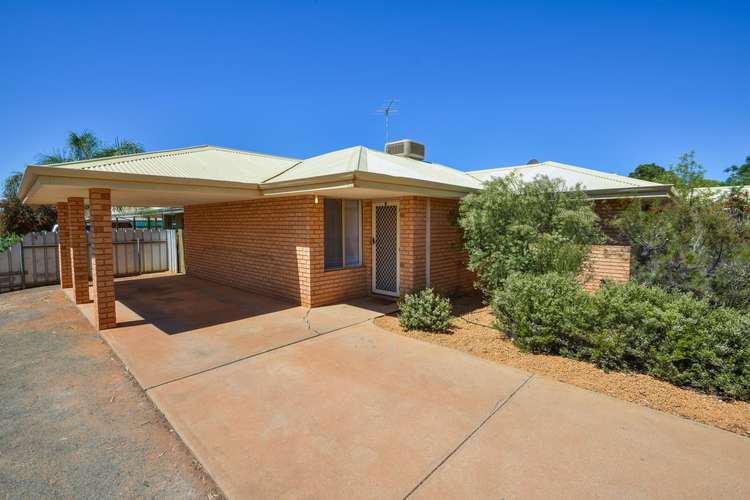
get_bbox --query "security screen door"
[373,201,400,296]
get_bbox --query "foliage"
[1,131,144,236]
[725,155,750,186]
[627,152,723,190]
[458,175,605,293]
[615,195,750,309]
[399,288,453,332]
[38,131,144,165]
[492,273,750,400]
[628,163,677,184]
[0,232,22,252]
[0,172,57,235]
[492,273,597,355]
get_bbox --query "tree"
[726,155,750,186]
[0,172,57,235]
[615,195,750,308]
[629,163,669,182]
[1,131,144,235]
[38,131,144,164]
[458,174,605,293]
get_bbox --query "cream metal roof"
[468,161,673,199]
[20,146,672,207]
[20,144,480,206]
[265,146,481,190]
[52,145,300,184]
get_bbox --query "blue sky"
[1,0,747,181]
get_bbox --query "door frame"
[372,200,400,297]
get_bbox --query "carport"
[18,147,281,330]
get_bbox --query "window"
[324,199,361,270]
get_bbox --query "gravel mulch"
[374,294,750,438]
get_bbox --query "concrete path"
[73,275,750,499]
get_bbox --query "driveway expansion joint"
[145,316,381,392]
[402,373,535,499]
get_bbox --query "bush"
[616,195,750,309]
[399,289,453,333]
[458,175,605,294]
[492,273,597,355]
[492,273,750,400]
[0,233,21,253]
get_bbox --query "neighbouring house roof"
[467,161,673,199]
[19,145,672,207]
[692,185,750,199]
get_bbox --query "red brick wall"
[184,195,478,307]
[399,197,427,294]
[580,245,631,292]
[184,196,314,306]
[308,199,372,307]
[428,198,475,295]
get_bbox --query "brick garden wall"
[580,245,631,292]
[594,199,632,242]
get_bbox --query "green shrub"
[492,273,597,355]
[616,195,750,309]
[458,175,605,293]
[493,273,750,400]
[0,233,21,253]
[399,289,452,333]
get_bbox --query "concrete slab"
[95,275,310,388]
[69,274,403,389]
[63,273,750,498]
[306,295,399,334]
[412,375,750,499]
[148,322,531,499]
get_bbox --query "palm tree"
[38,131,144,164]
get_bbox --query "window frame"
[324,199,362,271]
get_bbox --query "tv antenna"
[376,99,399,144]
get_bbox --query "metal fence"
[0,229,179,293]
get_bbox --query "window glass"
[344,200,361,266]
[324,199,342,269]
[324,199,361,270]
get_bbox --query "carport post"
[55,201,73,288]
[89,188,116,330]
[67,197,90,304]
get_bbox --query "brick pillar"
[67,197,90,304]
[55,202,73,288]
[89,188,116,330]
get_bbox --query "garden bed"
[374,294,750,437]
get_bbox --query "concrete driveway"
[73,274,750,499]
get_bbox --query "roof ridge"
[357,146,368,172]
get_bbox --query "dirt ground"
[374,294,750,438]
[0,286,223,499]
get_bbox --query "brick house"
[18,141,672,329]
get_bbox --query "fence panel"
[0,242,23,292]
[24,232,59,286]
[1,228,177,293]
